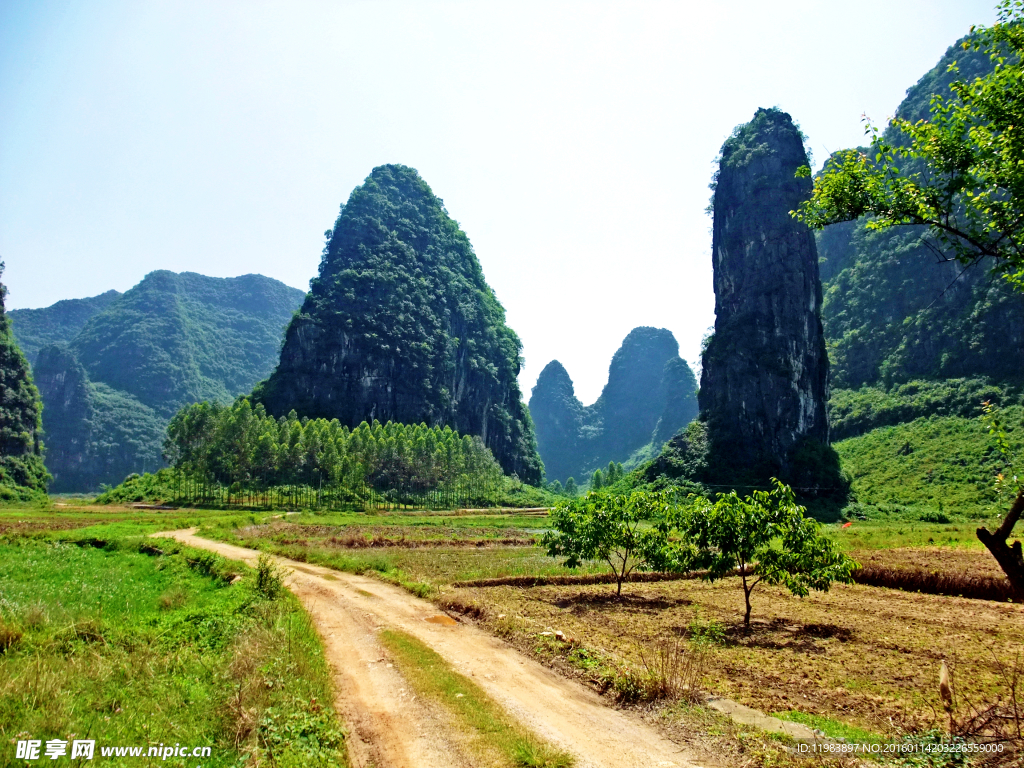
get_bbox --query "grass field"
[0,524,346,767]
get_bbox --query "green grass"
[772,710,881,744]
[835,411,1021,520]
[0,535,347,767]
[379,629,573,767]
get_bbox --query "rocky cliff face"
[34,344,166,493]
[529,361,584,483]
[529,327,698,483]
[255,164,543,484]
[0,270,49,497]
[699,108,831,482]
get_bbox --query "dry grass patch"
[450,570,1024,740]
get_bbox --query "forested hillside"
[818,34,1024,399]
[0,266,49,499]
[23,272,305,492]
[529,327,697,484]
[255,164,543,485]
[9,289,120,364]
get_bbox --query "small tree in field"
[543,490,674,596]
[671,480,856,629]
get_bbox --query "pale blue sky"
[0,0,997,404]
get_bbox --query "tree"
[564,477,578,496]
[794,1,1024,289]
[670,480,857,628]
[977,401,1024,596]
[543,490,675,596]
[591,469,604,490]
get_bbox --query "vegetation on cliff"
[25,272,304,492]
[529,327,697,485]
[255,164,542,484]
[799,7,1024,288]
[808,26,1024,396]
[0,265,49,499]
[9,289,120,365]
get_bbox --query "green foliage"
[670,480,856,627]
[162,397,508,507]
[543,490,675,595]
[26,272,304,492]
[797,3,1024,288]
[0,265,49,499]
[35,344,166,492]
[258,165,542,484]
[255,553,284,599]
[72,271,305,417]
[834,408,1024,514]
[94,467,178,504]
[564,477,578,496]
[0,536,347,766]
[590,469,603,490]
[830,378,1015,440]
[819,223,1024,390]
[8,289,120,365]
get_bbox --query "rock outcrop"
[0,268,49,498]
[529,327,698,483]
[255,164,543,484]
[699,108,832,484]
[33,345,165,493]
[529,361,584,483]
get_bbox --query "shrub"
[255,554,284,600]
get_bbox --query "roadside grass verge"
[772,711,881,743]
[378,628,574,768]
[0,535,347,767]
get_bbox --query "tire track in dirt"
[153,529,705,768]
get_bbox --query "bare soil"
[447,567,1024,737]
[155,529,707,768]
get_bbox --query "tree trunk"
[741,570,752,630]
[977,488,1024,598]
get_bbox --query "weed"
[380,628,573,767]
[158,585,189,610]
[258,700,347,767]
[255,553,284,599]
[772,710,881,743]
[0,618,22,652]
[920,511,954,524]
[639,636,712,702]
[688,614,726,645]
[511,738,575,767]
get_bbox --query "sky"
[0,0,998,406]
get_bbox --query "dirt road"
[154,529,705,768]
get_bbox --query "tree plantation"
[163,398,508,509]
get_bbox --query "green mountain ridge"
[9,289,121,365]
[23,271,306,492]
[529,327,698,484]
[817,33,1024,394]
